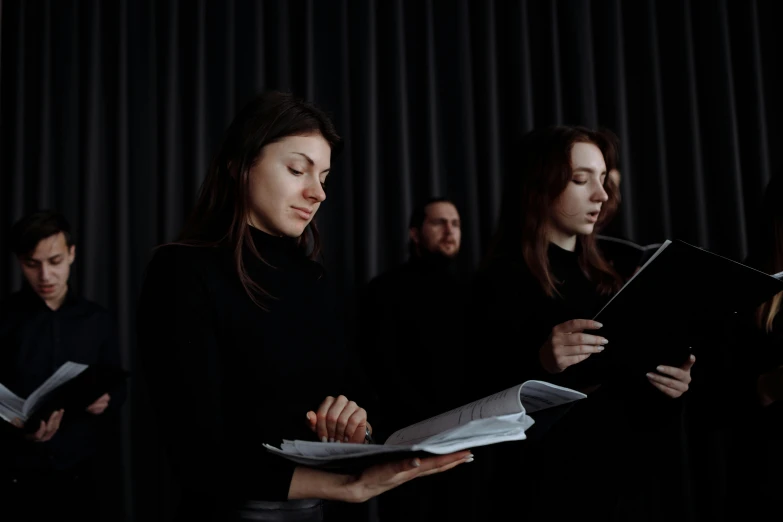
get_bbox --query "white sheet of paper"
[519,380,587,414]
[262,413,533,466]
[383,383,524,446]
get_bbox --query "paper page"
[593,240,672,318]
[0,383,25,422]
[518,380,587,414]
[22,361,89,417]
[263,413,534,466]
[383,383,524,446]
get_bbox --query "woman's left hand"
[646,354,696,398]
[306,395,369,443]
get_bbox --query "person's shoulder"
[368,263,411,289]
[145,243,226,277]
[476,255,532,284]
[0,291,26,320]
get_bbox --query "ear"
[409,228,420,245]
[68,245,76,264]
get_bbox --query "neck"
[546,226,577,252]
[411,250,457,271]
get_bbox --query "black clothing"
[467,243,690,521]
[356,255,471,522]
[0,285,125,521]
[137,227,366,520]
[0,285,124,470]
[358,255,468,436]
[724,292,783,519]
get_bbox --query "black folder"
[571,239,783,385]
[21,364,128,432]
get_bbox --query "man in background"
[0,210,125,522]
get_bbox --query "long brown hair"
[754,176,783,332]
[178,91,342,308]
[486,125,623,297]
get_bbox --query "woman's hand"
[288,451,474,502]
[539,319,608,373]
[646,355,695,398]
[306,395,369,443]
[343,451,473,502]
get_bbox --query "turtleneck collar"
[246,225,304,268]
[548,241,582,279]
[408,251,459,275]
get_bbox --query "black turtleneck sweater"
[136,228,361,513]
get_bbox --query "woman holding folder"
[136,91,471,522]
[466,125,695,520]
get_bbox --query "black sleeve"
[136,246,297,503]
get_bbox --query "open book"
[264,380,585,470]
[0,361,127,430]
[568,239,783,384]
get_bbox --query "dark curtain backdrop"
[2,1,782,521]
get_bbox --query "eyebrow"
[292,152,331,174]
[572,167,607,175]
[24,254,62,263]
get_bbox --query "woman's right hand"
[343,451,473,503]
[539,319,608,374]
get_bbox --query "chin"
[282,224,308,238]
[578,224,595,236]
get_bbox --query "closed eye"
[288,167,303,176]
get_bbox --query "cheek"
[554,188,582,216]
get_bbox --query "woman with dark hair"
[465,125,695,521]
[136,91,470,522]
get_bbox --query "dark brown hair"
[486,125,623,297]
[178,91,341,308]
[10,210,75,257]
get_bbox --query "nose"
[304,176,326,203]
[592,180,609,203]
[39,265,51,282]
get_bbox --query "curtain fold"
[2,1,782,520]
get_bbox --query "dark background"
[2,1,782,520]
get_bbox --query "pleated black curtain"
[2,1,782,520]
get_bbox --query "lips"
[586,210,600,223]
[292,207,313,220]
[39,285,56,294]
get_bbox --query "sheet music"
[383,383,524,446]
[22,362,88,418]
[0,383,24,423]
[262,413,534,465]
[519,380,587,414]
